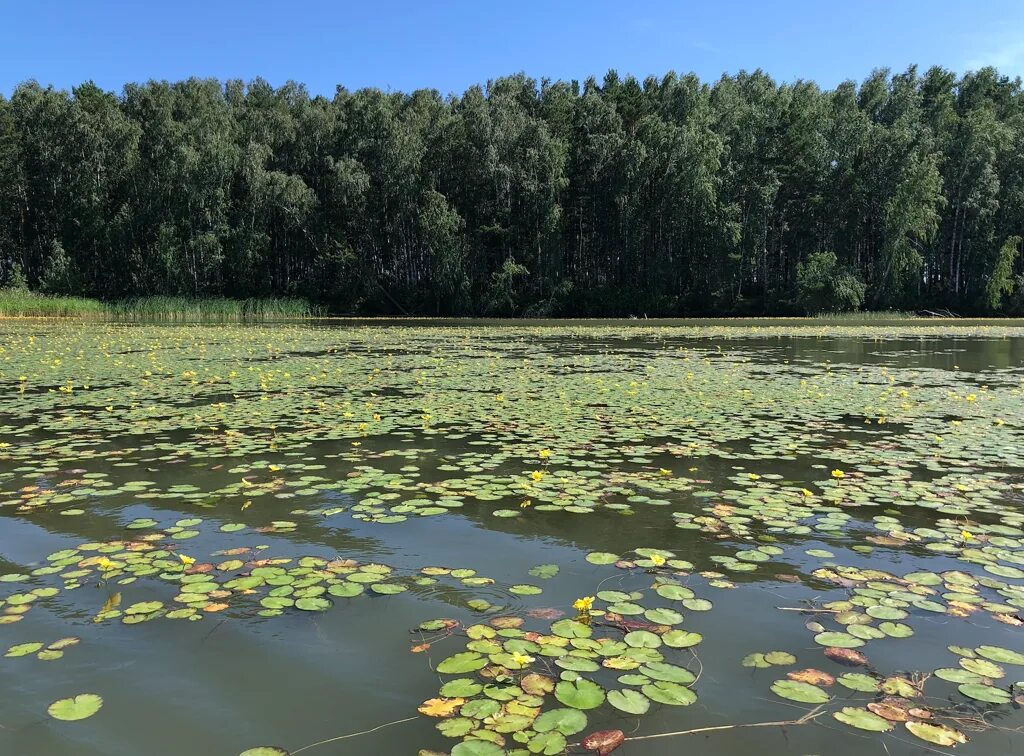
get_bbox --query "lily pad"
[770,679,830,704]
[47,693,103,721]
[607,688,650,715]
[554,679,605,709]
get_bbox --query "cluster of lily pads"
[412,548,705,755]
[411,547,1024,754]
[0,534,523,630]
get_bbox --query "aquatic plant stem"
[600,706,826,744]
[290,716,419,753]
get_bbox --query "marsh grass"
[0,289,108,317]
[812,310,916,322]
[0,290,317,321]
[108,296,318,321]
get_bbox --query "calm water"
[0,320,1022,755]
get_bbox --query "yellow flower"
[748,473,760,480]
[268,464,281,472]
[965,394,977,402]
[800,488,814,498]
[994,418,1005,426]
[658,468,672,477]
[178,554,196,567]
[519,499,532,508]
[538,449,552,459]
[96,557,118,571]
[530,470,545,482]
[573,596,595,613]
[831,469,844,479]
[241,500,252,511]
[511,652,535,666]
[649,553,666,567]
[961,530,974,541]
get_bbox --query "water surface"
[0,320,1022,755]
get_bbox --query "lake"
[0,320,1022,756]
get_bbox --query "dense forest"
[1,66,1023,316]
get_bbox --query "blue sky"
[2,1,1023,96]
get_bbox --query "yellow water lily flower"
[748,473,760,480]
[178,554,196,567]
[573,596,595,613]
[268,464,281,472]
[831,469,844,478]
[511,652,535,666]
[658,468,672,477]
[800,488,814,498]
[649,553,666,567]
[538,449,551,459]
[96,557,118,571]
[530,470,545,482]
[519,499,532,508]
[961,530,974,541]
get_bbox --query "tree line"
[1,66,1023,316]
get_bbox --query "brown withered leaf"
[582,729,625,755]
[417,697,464,718]
[824,647,868,666]
[787,668,835,686]
[868,702,911,722]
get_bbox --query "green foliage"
[0,68,1022,315]
[106,296,316,321]
[0,289,106,317]
[984,236,1020,312]
[796,251,866,314]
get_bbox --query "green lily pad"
[770,679,830,704]
[437,652,487,674]
[532,707,587,735]
[554,678,605,709]
[976,645,1024,665]
[837,673,879,692]
[662,630,702,648]
[607,688,650,714]
[47,693,103,721]
[958,683,1011,704]
[833,707,893,732]
[904,721,967,746]
[451,741,505,756]
[813,632,863,648]
[642,680,696,706]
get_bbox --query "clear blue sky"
[2,1,1023,96]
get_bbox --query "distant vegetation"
[0,290,314,320]
[1,68,1023,316]
[107,296,315,321]
[0,289,107,318]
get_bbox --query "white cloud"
[965,38,1024,75]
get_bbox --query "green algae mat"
[0,320,1022,755]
